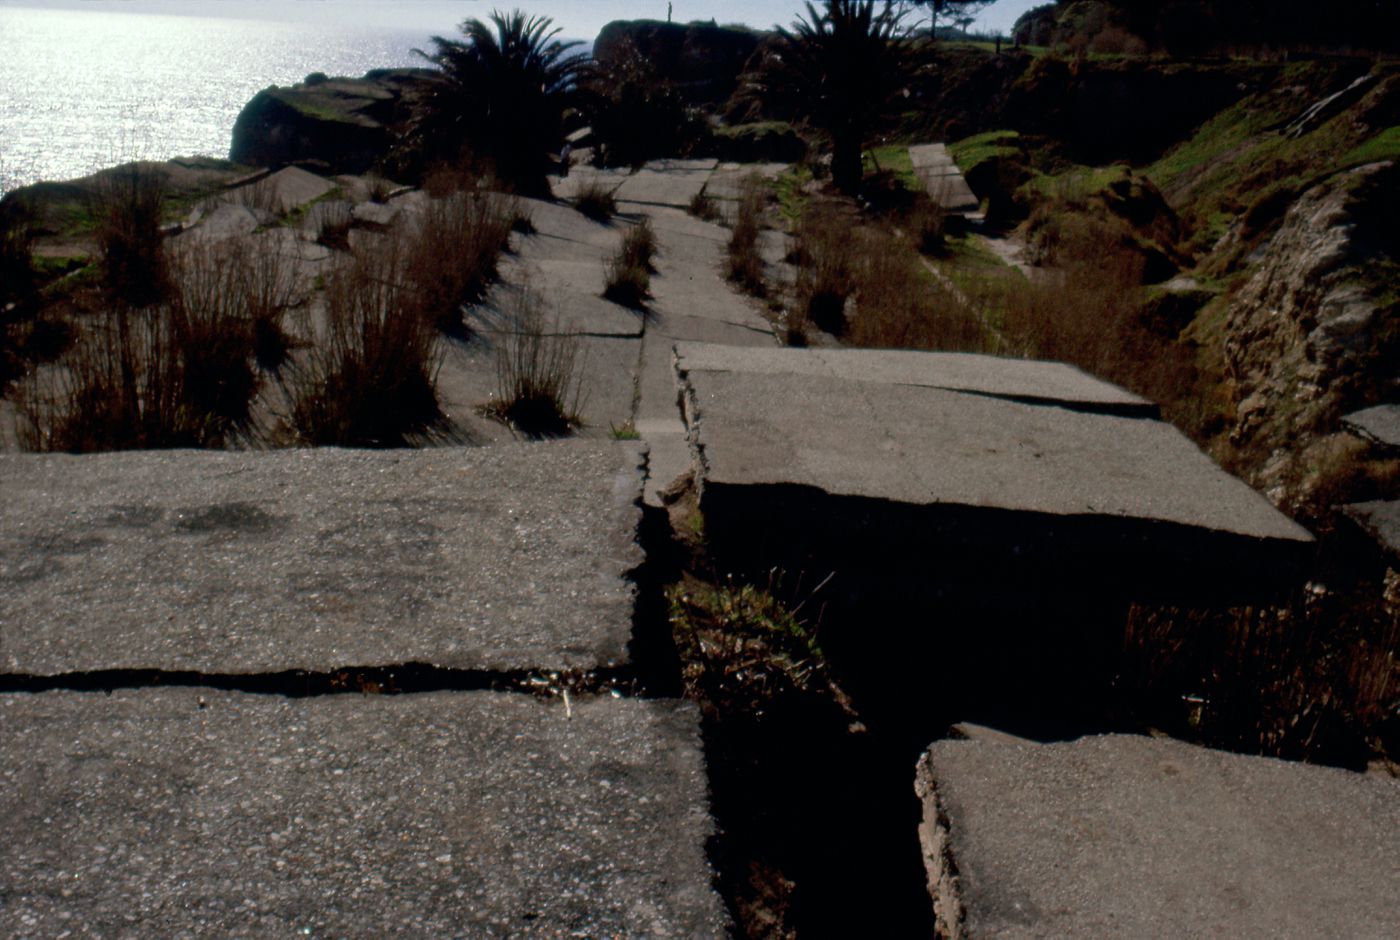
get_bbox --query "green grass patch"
[861,144,919,191]
[948,130,1022,173]
[1341,125,1400,168]
[773,164,813,223]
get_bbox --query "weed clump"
[289,243,443,447]
[725,175,767,297]
[574,181,618,221]
[688,189,721,222]
[793,204,854,335]
[603,218,656,308]
[404,189,517,334]
[16,235,300,451]
[482,288,583,438]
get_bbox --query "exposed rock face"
[229,69,433,173]
[1224,161,1399,506]
[594,20,762,108]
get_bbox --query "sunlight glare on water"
[0,2,436,193]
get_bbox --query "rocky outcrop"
[1224,160,1399,506]
[594,20,763,108]
[229,69,433,173]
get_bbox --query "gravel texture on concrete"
[0,442,645,675]
[0,688,727,938]
[916,733,1400,939]
[1343,404,1400,450]
[675,343,1310,545]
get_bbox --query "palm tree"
[415,10,585,195]
[751,1,913,195]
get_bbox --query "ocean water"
[0,1,460,193]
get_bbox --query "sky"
[2,0,1048,39]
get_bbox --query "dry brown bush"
[289,240,443,447]
[725,176,768,297]
[92,163,168,307]
[849,236,988,351]
[15,234,302,451]
[403,190,517,334]
[793,205,855,336]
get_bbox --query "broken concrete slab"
[0,442,644,676]
[1344,499,1400,560]
[0,688,727,937]
[261,165,337,213]
[909,143,981,213]
[351,200,399,228]
[916,733,1400,939]
[184,203,258,240]
[677,344,1154,415]
[704,162,789,201]
[675,342,1312,600]
[1343,403,1400,451]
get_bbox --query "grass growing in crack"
[688,189,721,222]
[725,175,767,298]
[289,240,443,447]
[481,287,584,438]
[574,181,618,222]
[668,571,832,713]
[315,202,353,251]
[603,218,656,309]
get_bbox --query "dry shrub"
[289,241,443,447]
[403,190,516,335]
[725,176,767,297]
[92,163,168,307]
[1121,581,1399,764]
[848,235,988,351]
[15,234,305,451]
[574,181,618,222]
[603,218,655,308]
[908,194,946,256]
[482,287,583,438]
[689,189,721,222]
[793,205,855,335]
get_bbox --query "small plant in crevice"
[667,569,836,715]
[481,287,585,438]
[289,242,444,448]
[574,180,618,222]
[724,175,767,297]
[602,219,656,309]
[688,189,721,222]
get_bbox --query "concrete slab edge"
[915,750,967,940]
[673,344,711,499]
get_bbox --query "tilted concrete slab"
[675,343,1312,597]
[261,165,337,213]
[916,734,1400,939]
[1344,403,1400,450]
[676,345,1153,415]
[1344,499,1400,560]
[909,143,981,213]
[0,688,727,938]
[0,442,644,675]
